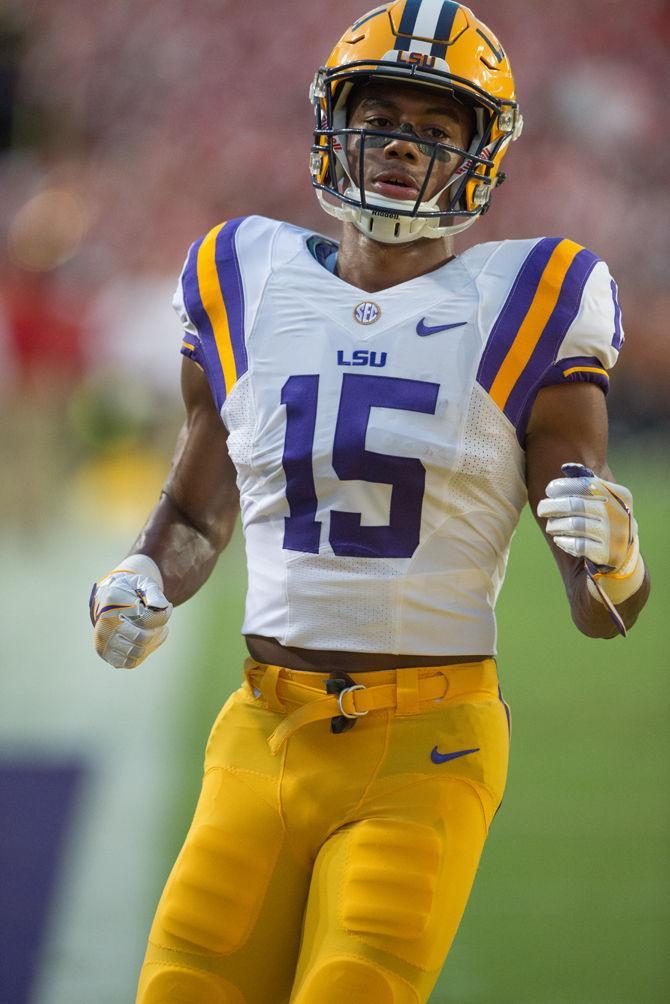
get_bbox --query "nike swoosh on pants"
[430,746,480,764]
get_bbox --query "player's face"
[346,80,475,206]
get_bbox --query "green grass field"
[165,450,669,1003]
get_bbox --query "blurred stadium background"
[0,1,667,1001]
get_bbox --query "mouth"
[369,171,421,200]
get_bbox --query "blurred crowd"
[0,0,668,526]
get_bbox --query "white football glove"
[90,554,172,669]
[537,463,645,632]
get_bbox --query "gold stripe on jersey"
[489,239,584,410]
[562,364,608,379]
[196,222,238,397]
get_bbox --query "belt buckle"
[337,684,368,719]
[325,674,368,735]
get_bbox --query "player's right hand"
[90,567,172,669]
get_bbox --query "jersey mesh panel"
[223,376,255,468]
[446,384,525,516]
[286,555,403,651]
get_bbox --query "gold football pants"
[137,658,510,1003]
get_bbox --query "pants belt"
[245,663,457,756]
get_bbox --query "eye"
[424,126,450,141]
[366,116,393,129]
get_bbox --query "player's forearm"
[565,556,651,638]
[128,490,237,606]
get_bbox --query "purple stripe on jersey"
[504,248,599,424]
[611,278,623,350]
[181,236,208,336]
[477,237,562,392]
[507,250,600,443]
[180,338,207,371]
[214,217,248,381]
[541,355,610,392]
[180,235,227,409]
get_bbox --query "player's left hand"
[536,464,637,572]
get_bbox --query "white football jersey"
[173,217,623,655]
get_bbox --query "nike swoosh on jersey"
[416,318,468,336]
[430,745,480,764]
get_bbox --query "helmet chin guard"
[310,1,522,246]
[316,181,481,244]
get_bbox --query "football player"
[90,2,650,1001]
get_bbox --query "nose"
[382,122,420,161]
[383,136,419,161]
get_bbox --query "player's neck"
[336,224,456,293]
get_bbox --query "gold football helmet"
[310,1,522,243]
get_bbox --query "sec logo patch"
[353,301,381,325]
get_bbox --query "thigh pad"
[150,770,283,956]
[340,791,486,971]
[342,819,440,942]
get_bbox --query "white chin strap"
[317,184,480,244]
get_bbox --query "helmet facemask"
[334,80,494,242]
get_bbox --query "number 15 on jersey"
[281,372,440,560]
